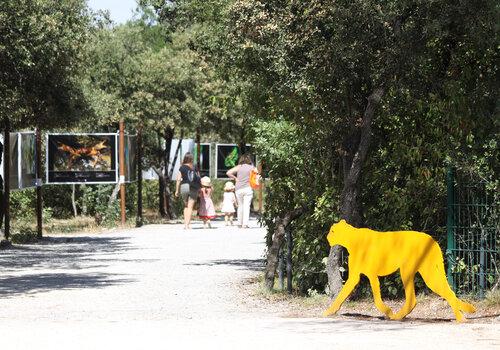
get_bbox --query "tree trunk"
[238,141,247,155]
[264,207,305,290]
[157,132,166,216]
[158,171,166,217]
[136,126,143,227]
[195,128,201,170]
[71,184,78,217]
[238,126,247,155]
[167,133,183,180]
[0,137,4,232]
[160,173,176,220]
[164,131,183,220]
[81,184,88,215]
[108,182,121,207]
[326,87,385,297]
[158,127,185,220]
[158,127,174,217]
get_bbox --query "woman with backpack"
[175,152,201,229]
[226,154,260,229]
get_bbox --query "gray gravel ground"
[0,219,498,349]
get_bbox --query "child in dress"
[198,176,216,228]
[221,181,237,226]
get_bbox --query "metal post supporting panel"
[119,120,126,227]
[36,127,43,238]
[446,167,456,290]
[136,125,143,228]
[3,118,10,240]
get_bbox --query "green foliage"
[10,189,36,223]
[10,229,38,244]
[223,0,499,295]
[10,217,38,244]
[79,185,121,226]
[0,0,92,128]
[43,186,76,219]
[252,119,340,293]
[82,16,229,219]
[42,207,53,224]
[485,289,500,307]
[9,183,148,229]
[2,0,498,298]
[209,179,226,210]
[142,180,160,211]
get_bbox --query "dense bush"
[41,186,75,219]
[9,181,163,228]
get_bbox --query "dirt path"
[0,219,498,349]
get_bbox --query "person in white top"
[226,154,258,228]
[221,181,237,225]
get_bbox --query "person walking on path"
[175,152,200,229]
[221,181,237,226]
[198,176,216,228]
[226,154,258,228]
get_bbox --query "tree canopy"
[0,0,91,129]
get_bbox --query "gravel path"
[0,219,498,349]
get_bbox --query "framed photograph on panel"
[0,133,19,190]
[194,143,211,177]
[18,132,36,189]
[124,134,137,183]
[46,133,118,184]
[215,144,255,179]
[0,132,37,190]
[168,139,195,179]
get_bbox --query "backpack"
[249,169,261,190]
[187,168,200,190]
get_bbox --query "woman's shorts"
[180,183,198,201]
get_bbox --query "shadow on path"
[262,317,409,334]
[0,272,134,298]
[0,236,134,272]
[185,258,265,272]
[0,235,141,297]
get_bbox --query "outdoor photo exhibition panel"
[123,134,137,183]
[195,143,211,177]
[0,132,36,190]
[8,133,18,189]
[215,144,255,179]
[46,133,118,184]
[19,132,36,188]
[168,139,195,177]
[0,133,18,189]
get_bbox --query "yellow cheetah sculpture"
[323,220,476,322]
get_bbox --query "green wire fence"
[446,168,499,297]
